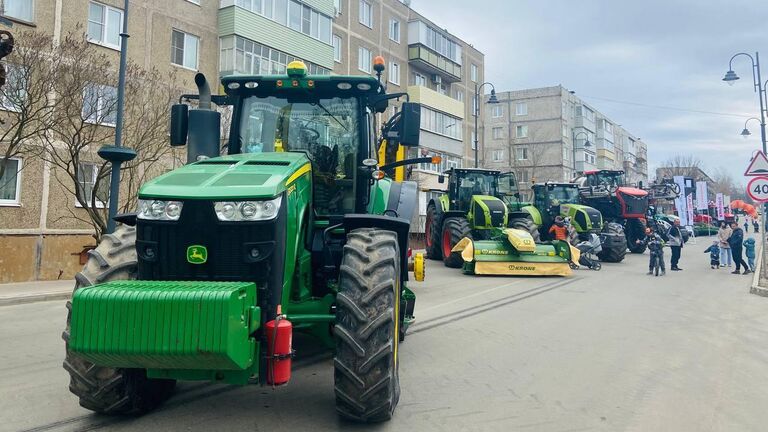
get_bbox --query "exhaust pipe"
[195,73,212,111]
[186,73,221,163]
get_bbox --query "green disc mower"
[62,60,429,423]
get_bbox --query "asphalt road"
[2,236,768,432]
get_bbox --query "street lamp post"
[723,52,767,154]
[741,117,762,138]
[473,82,498,168]
[572,131,591,177]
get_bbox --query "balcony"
[637,146,647,162]
[407,85,464,119]
[408,45,462,82]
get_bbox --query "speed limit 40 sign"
[747,176,768,202]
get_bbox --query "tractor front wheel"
[509,217,541,243]
[62,225,176,414]
[425,203,442,260]
[597,222,627,263]
[442,217,471,268]
[626,218,648,254]
[334,228,401,423]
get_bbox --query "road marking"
[418,278,526,314]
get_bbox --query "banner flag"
[716,193,725,220]
[695,181,708,210]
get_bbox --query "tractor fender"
[520,205,543,226]
[385,180,418,223]
[561,204,603,233]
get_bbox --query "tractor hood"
[616,186,647,197]
[139,152,311,200]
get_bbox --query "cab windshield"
[457,172,498,209]
[239,95,361,215]
[544,186,580,205]
[593,172,625,187]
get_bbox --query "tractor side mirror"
[170,104,189,146]
[438,175,445,184]
[398,102,421,147]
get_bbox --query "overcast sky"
[413,0,767,184]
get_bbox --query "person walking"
[729,221,750,275]
[718,221,733,268]
[704,240,720,269]
[753,220,759,233]
[667,218,684,271]
[744,219,750,233]
[744,236,756,272]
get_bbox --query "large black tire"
[509,217,541,243]
[598,222,627,263]
[424,203,442,261]
[62,225,176,414]
[441,217,471,268]
[626,218,647,254]
[334,228,401,423]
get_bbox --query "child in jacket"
[704,241,720,269]
[744,237,756,272]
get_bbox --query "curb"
[750,243,768,297]
[0,291,71,307]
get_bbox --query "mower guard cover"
[452,228,579,276]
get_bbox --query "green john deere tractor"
[424,168,538,267]
[512,182,627,262]
[62,61,427,423]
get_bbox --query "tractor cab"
[532,183,580,223]
[577,169,627,190]
[444,168,501,212]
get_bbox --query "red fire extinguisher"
[265,306,293,386]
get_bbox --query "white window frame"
[82,83,118,127]
[171,29,200,70]
[0,157,22,206]
[516,147,529,161]
[358,0,372,28]
[2,0,34,22]
[492,127,503,139]
[75,162,109,209]
[0,63,27,112]
[516,102,528,116]
[491,105,503,118]
[413,72,426,86]
[358,46,372,73]
[389,18,400,43]
[470,63,477,82]
[492,149,503,162]
[87,2,124,50]
[388,61,400,85]
[471,131,476,150]
[332,34,342,62]
[456,90,464,102]
[333,0,342,16]
[516,125,528,138]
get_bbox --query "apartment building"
[331,0,484,227]
[483,86,648,200]
[0,0,219,282]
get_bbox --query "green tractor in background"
[62,60,428,423]
[424,168,539,268]
[512,182,627,262]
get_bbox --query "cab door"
[498,172,520,209]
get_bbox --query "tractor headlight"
[137,199,184,221]
[214,196,282,221]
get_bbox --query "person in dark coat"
[753,220,759,233]
[729,222,750,275]
[667,219,684,271]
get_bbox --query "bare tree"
[657,154,705,180]
[0,31,63,187]
[41,31,181,240]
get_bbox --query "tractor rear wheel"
[626,218,647,254]
[334,228,401,423]
[598,222,627,263]
[442,217,471,268]
[425,203,442,260]
[62,225,176,414]
[509,217,541,243]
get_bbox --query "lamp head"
[722,70,739,86]
[487,89,499,104]
[741,127,752,138]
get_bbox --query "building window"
[332,34,342,62]
[471,131,476,150]
[491,105,503,118]
[88,2,123,49]
[455,90,464,102]
[579,105,594,121]
[0,64,27,112]
[171,29,199,70]
[389,18,400,43]
[492,149,503,162]
[82,83,118,126]
[288,0,301,30]
[516,125,528,138]
[492,127,503,139]
[412,72,426,86]
[358,46,372,73]
[518,170,529,183]
[219,35,330,76]
[0,158,21,205]
[516,102,527,116]
[77,162,110,208]
[516,147,529,161]
[420,106,462,140]
[388,61,400,85]
[563,146,569,161]
[562,124,568,137]
[416,150,461,173]
[2,0,33,22]
[470,63,477,82]
[333,0,341,16]
[358,0,372,28]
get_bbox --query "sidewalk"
[0,279,73,306]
